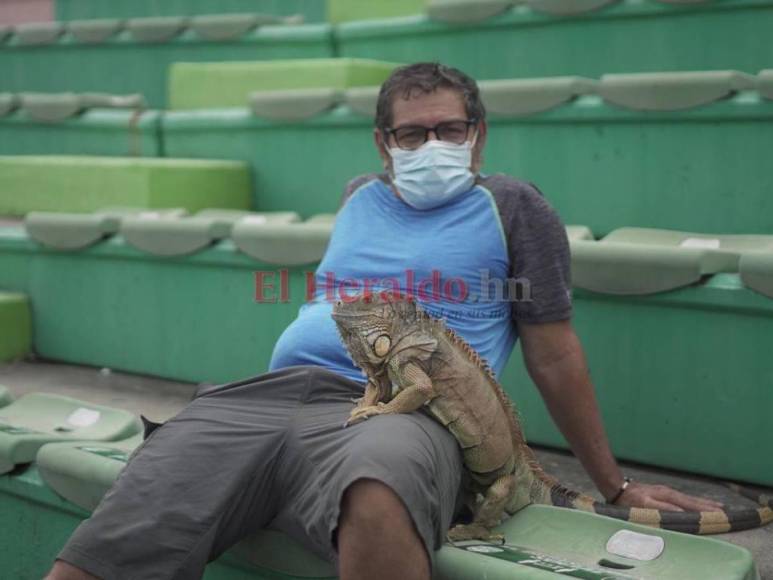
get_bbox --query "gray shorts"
[57,365,464,580]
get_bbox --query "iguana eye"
[373,334,391,357]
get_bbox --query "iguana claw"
[447,523,505,544]
[344,403,386,427]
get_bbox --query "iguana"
[331,293,773,542]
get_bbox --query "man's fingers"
[654,487,724,512]
[643,498,685,512]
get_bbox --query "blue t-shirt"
[269,177,522,385]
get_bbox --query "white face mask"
[387,135,477,211]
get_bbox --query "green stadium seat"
[527,0,618,15]
[195,209,300,223]
[67,19,125,43]
[18,92,143,124]
[120,215,234,256]
[169,58,397,110]
[480,76,597,116]
[0,393,141,474]
[250,88,342,121]
[565,225,594,241]
[13,22,64,46]
[740,252,773,299]
[344,85,380,117]
[232,219,333,265]
[0,292,31,363]
[599,70,757,111]
[328,0,427,23]
[427,0,513,23]
[126,16,189,43]
[305,213,336,225]
[25,208,187,250]
[189,13,282,41]
[0,386,12,408]
[0,156,250,215]
[760,69,773,100]
[0,93,19,116]
[602,227,773,251]
[37,433,143,510]
[0,25,11,43]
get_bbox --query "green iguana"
[331,293,773,542]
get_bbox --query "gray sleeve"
[338,173,384,210]
[481,175,573,324]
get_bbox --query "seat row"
[0,92,144,122]
[25,208,335,264]
[0,292,30,363]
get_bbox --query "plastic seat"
[190,13,280,41]
[0,386,12,408]
[232,219,334,265]
[0,292,31,363]
[80,93,146,111]
[68,19,125,43]
[250,88,342,121]
[0,393,141,474]
[343,86,380,117]
[0,93,19,117]
[14,22,64,46]
[305,213,337,225]
[480,76,597,116]
[565,225,594,241]
[19,93,84,123]
[37,433,143,510]
[527,0,619,16]
[119,215,234,256]
[127,16,188,43]
[427,0,513,23]
[25,207,187,250]
[0,25,11,43]
[599,70,757,111]
[196,209,300,224]
[740,252,773,299]
[759,69,773,101]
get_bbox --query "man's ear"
[374,128,392,173]
[472,119,488,174]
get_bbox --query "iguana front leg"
[351,375,387,408]
[346,362,435,426]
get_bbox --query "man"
[47,63,721,580]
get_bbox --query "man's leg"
[337,479,430,580]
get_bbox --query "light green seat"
[0,386,12,408]
[0,393,141,474]
[565,225,593,241]
[19,92,143,124]
[740,252,773,299]
[328,0,427,23]
[195,209,300,224]
[189,13,281,41]
[480,76,597,116]
[759,69,773,100]
[0,93,19,117]
[232,219,333,265]
[603,227,773,252]
[344,85,380,117]
[599,70,757,111]
[14,22,64,46]
[169,58,397,110]
[68,19,125,43]
[305,213,336,225]
[527,0,618,15]
[119,216,233,256]
[0,156,251,215]
[25,207,187,250]
[0,293,31,363]
[427,0,513,23]
[0,25,11,43]
[126,16,188,43]
[37,433,143,510]
[250,88,342,121]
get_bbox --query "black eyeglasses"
[385,120,478,151]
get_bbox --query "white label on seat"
[242,215,268,225]
[67,408,101,428]
[606,530,664,561]
[680,237,720,249]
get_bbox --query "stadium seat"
[760,69,773,100]
[168,58,397,110]
[599,70,757,111]
[17,92,145,123]
[67,19,125,43]
[0,292,30,363]
[190,13,286,41]
[250,88,342,121]
[25,208,187,250]
[232,218,334,265]
[0,25,11,43]
[427,0,513,23]
[126,16,188,43]
[565,225,594,241]
[328,0,427,23]
[0,156,250,215]
[0,93,19,116]
[37,433,143,510]
[195,208,300,223]
[13,22,64,46]
[480,76,597,116]
[0,386,12,408]
[0,393,141,474]
[527,0,618,15]
[741,252,773,299]
[343,85,380,117]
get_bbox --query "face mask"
[387,136,477,211]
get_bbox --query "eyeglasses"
[385,120,478,151]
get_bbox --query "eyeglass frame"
[382,119,479,151]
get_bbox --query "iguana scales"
[331,293,773,541]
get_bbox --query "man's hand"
[616,481,724,512]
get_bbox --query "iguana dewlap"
[331,294,773,541]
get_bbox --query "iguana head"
[332,293,437,374]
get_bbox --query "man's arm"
[518,318,723,512]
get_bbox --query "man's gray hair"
[375,62,486,131]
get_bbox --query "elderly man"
[47,62,721,580]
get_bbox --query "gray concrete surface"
[1,359,770,578]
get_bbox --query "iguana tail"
[517,447,773,535]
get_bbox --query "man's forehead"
[390,88,467,128]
